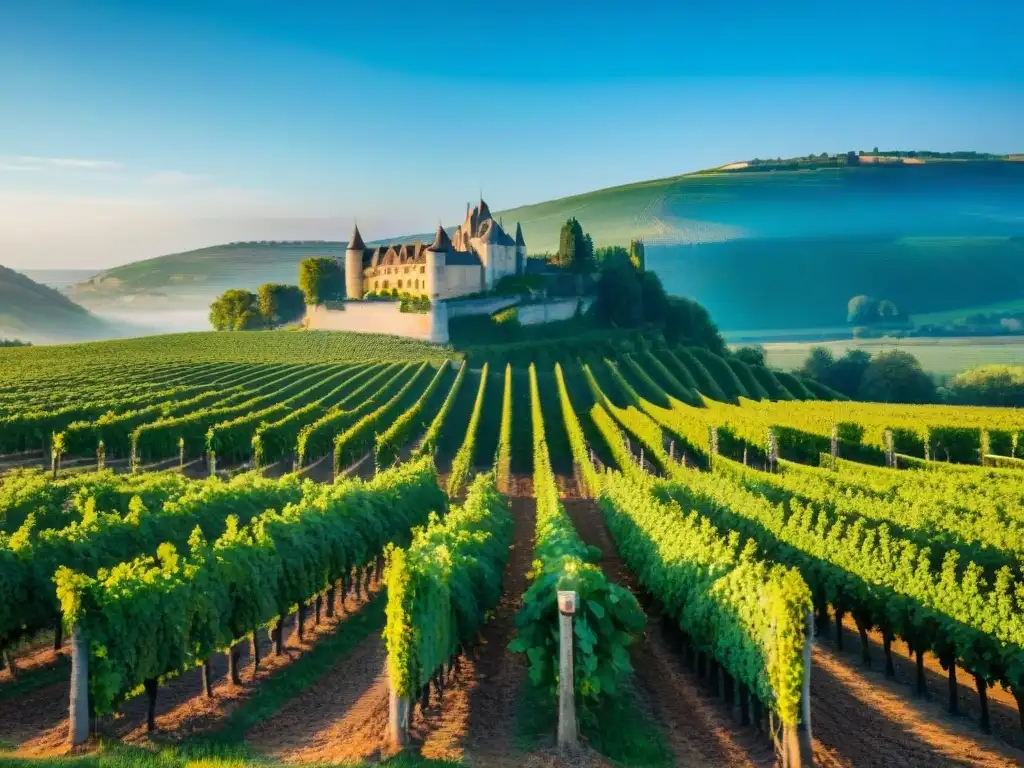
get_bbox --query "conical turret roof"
[478,198,491,221]
[427,224,452,252]
[347,223,366,251]
[515,222,525,247]
[483,219,504,244]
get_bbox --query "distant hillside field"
[762,335,1024,377]
[0,265,122,343]
[68,242,348,310]
[68,162,1024,333]
[21,268,99,290]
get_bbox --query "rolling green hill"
[68,241,348,310]
[67,159,1024,334]
[0,265,123,343]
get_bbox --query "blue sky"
[1,0,1022,268]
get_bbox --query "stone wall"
[445,295,520,318]
[304,301,449,344]
[434,264,483,300]
[303,296,591,345]
[517,297,593,326]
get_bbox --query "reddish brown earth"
[1,581,383,756]
[0,636,68,683]
[835,614,1023,749]
[434,473,537,764]
[244,625,392,764]
[245,473,540,767]
[808,618,1024,767]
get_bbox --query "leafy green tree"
[859,349,936,403]
[733,345,766,367]
[825,349,872,398]
[663,297,727,355]
[946,365,1024,407]
[847,295,879,324]
[593,245,629,266]
[594,250,642,327]
[298,257,345,305]
[209,289,260,331]
[257,283,306,327]
[798,346,835,382]
[877,299,902,321]
[639,272,669,324]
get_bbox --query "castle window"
[420,266,425,274]
[414,279,419,289]
[383,280,389,289]
[398,280,403,289]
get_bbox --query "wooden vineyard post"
[884,429,895,469]
[51,432,64,479]
[131,440,140,474]
[68,624,89,747]
[557,590,578,750]
[830,424,838,468]
[208,451,217,477]
[388,680,412,748]
[767,429,779,474]
[669,440,675,462]
[707,426,718,470]
[96,440,105,471]
[178,437,185,469]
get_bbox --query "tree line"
[742,344,1024,407]
[208,257,344,331]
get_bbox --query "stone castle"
[344,199,526,301]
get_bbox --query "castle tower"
[481,219,504,288]
[425,224,451,301]
[345,223,367,299]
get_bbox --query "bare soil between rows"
[1,581,383,756]
[808,617,1024,767]
[244,473,541,766]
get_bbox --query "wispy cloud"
[4,155,122,171]
[145,170,211,187]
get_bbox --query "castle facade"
[344,199,526,301]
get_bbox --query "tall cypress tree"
[628,239,646,271]
[556,217,594,274]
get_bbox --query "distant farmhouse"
[344,199,526,301]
